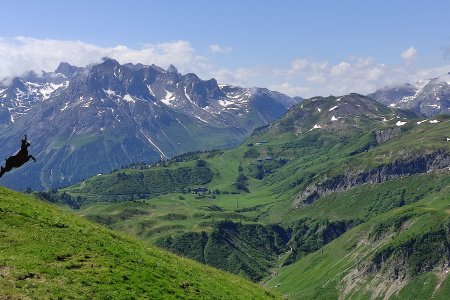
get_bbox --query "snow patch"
[141,131,167,159]
[400,79,430,103]
[123,94,135,103]
[331,116,338,121]
[226,93,242,99]
[428,104,441,109]
[97,110,107,116]
[161,90,176,106]
[184,85,194,103]
[389,103,396,108]
[317,108,321,112]
[218,99,235,107]
[103,89,119,97]
[329,105,338,111]
[416,120,427,125]
[225,89,251,101]
[429,120,440,124]
[195,116,210,124]
[60,101,70,112]
[396,121,407,126]
[147,85,155,97]
[38,82,66,100]
[311,124,322,130]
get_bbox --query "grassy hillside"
[38,94,450,297]
[266,173,450,299]
[0,187,277,299]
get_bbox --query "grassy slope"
[45,95,450,298]
[266,172,450,299]
[61,145,284,242]
[57,113,450,250]
[0,187,277,299]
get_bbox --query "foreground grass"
[0,187,277,299]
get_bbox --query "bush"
[234,173,249,192]
[196,159,207,167]
[243,148,259,158]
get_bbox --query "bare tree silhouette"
[0,135,36,178]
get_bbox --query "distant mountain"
[0,58,302,190]
[369,73,450,116]
[268,93,421,135]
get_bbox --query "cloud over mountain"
[1,37,449,98]
[401,46,418,61]
[0,37,206,80]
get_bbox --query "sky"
[0,0,449,97]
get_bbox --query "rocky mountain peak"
[0,60,301,190]
[55,62,79,77]
[369,73,450,117]
[9,77,27,91]
[166,64,179,74]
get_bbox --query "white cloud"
[290,59,309,73]
[0,36,449,99]
[272,56,434,97]
[0,37,208,79]
[410,64,450,81]
[209,44,232,54]
[330,61,351,76]
[269,82,312,96]
[401,46,417,60]
[211,66,264,86]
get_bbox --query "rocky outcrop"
[374,127,401,144]
[294,150,450,207]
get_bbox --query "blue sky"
[1,0,449,97]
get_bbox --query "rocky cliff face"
[374,127,402,144]
[294,150,450,207]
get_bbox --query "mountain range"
[0,58,301,190]
[369,72,450,116]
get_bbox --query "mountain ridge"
[369,72,450,116]
[0,59,302,190]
